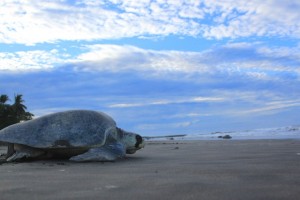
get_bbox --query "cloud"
[0,49,68,71]
[74,44,205,74]
[1,0,300,45]
[0,0,200,45]
[108,96,224,108]
[231,100,300,116]
[202,0,300,39]
[72,43,300,84]
[1,43,299,85]
[136,120,197,132]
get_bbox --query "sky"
[1,0,300,136]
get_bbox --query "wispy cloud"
[74,44,205,73]
[136,120,199,132]
[202,1,300,39]
[0,49,70,71]
[108,96,224,108]
[72,43,300,84]
[1,0,300,45]
[235,100,300,116]
[1,43,299,84]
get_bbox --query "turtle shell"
[0,110,117,148]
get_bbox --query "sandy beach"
[0,140,300,200]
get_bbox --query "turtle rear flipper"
[6,144,45,162]
[7,151,31,162]
[6,143,15,159]
[69,142,126,162]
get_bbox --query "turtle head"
[117,128,145,154]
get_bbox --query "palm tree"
[11,94,33,122]
[12,94,27,113]
[0,94,34,129]
[0,94,9,104]
[0,95,11,129]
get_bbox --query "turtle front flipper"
[69,142,126,162]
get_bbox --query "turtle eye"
[135,135,143,148]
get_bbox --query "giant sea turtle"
[0,110,145,162]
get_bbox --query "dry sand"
[0,140,300,200]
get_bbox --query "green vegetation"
[0,94,34,130]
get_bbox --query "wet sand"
[0,140,300,200]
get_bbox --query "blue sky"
[1,0,300,136]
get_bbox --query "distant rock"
[223,135,232,139]
[218,135,232,139]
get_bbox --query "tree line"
[0,94,34,130]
